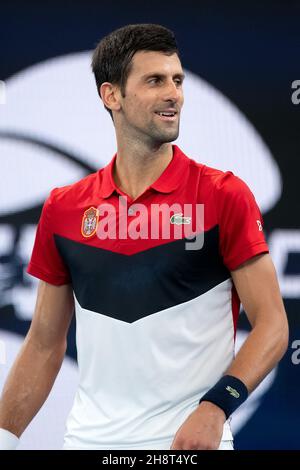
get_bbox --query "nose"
[162,79,181,103]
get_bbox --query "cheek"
[130,98,152,119]
[127,95,144,113]
[123,92,155,121]
[179,92,184,106]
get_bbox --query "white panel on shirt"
[64,278,234,449]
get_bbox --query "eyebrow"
[141,72,185,81]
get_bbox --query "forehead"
[128,51,183,78]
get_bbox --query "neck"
[113,138,173,200]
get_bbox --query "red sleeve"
[215,171,269,271]
[27,189,71,285]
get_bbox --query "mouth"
[154,110,178,122]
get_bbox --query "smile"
[155,111,177,121]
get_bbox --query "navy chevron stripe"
[54,226,229,323]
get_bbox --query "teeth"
[158,112,175,117]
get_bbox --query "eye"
[148,77,161,85]
[174,78,183,86]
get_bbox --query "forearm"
[0,334,66,437]
[194,318,288,430]
[226,318,289,392]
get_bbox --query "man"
[0,24,288,450]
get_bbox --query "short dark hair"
[91,24,179,117]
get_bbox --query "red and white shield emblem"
[81,206,99,238]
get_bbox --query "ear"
[99,82,121,112]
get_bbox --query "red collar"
[99,145,189,199]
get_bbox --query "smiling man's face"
[116,50,184,145]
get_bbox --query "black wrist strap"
[199,375,249,419]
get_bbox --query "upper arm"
[27,189,71,286]
[27,280,74,350]
[231,253,288,331]
[216,172,269,271]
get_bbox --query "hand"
[170,401,226,450]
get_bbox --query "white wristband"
[0,428,19,450]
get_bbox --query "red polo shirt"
[27,144,269,449]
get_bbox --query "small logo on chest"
[81,206,99,238]
[170,213,192,225]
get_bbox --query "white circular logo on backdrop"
[0,51,281,214]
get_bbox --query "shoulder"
[45,169,101,210]
[200,165,255,202]
[178,147,254,202]
[179,144,245,193]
